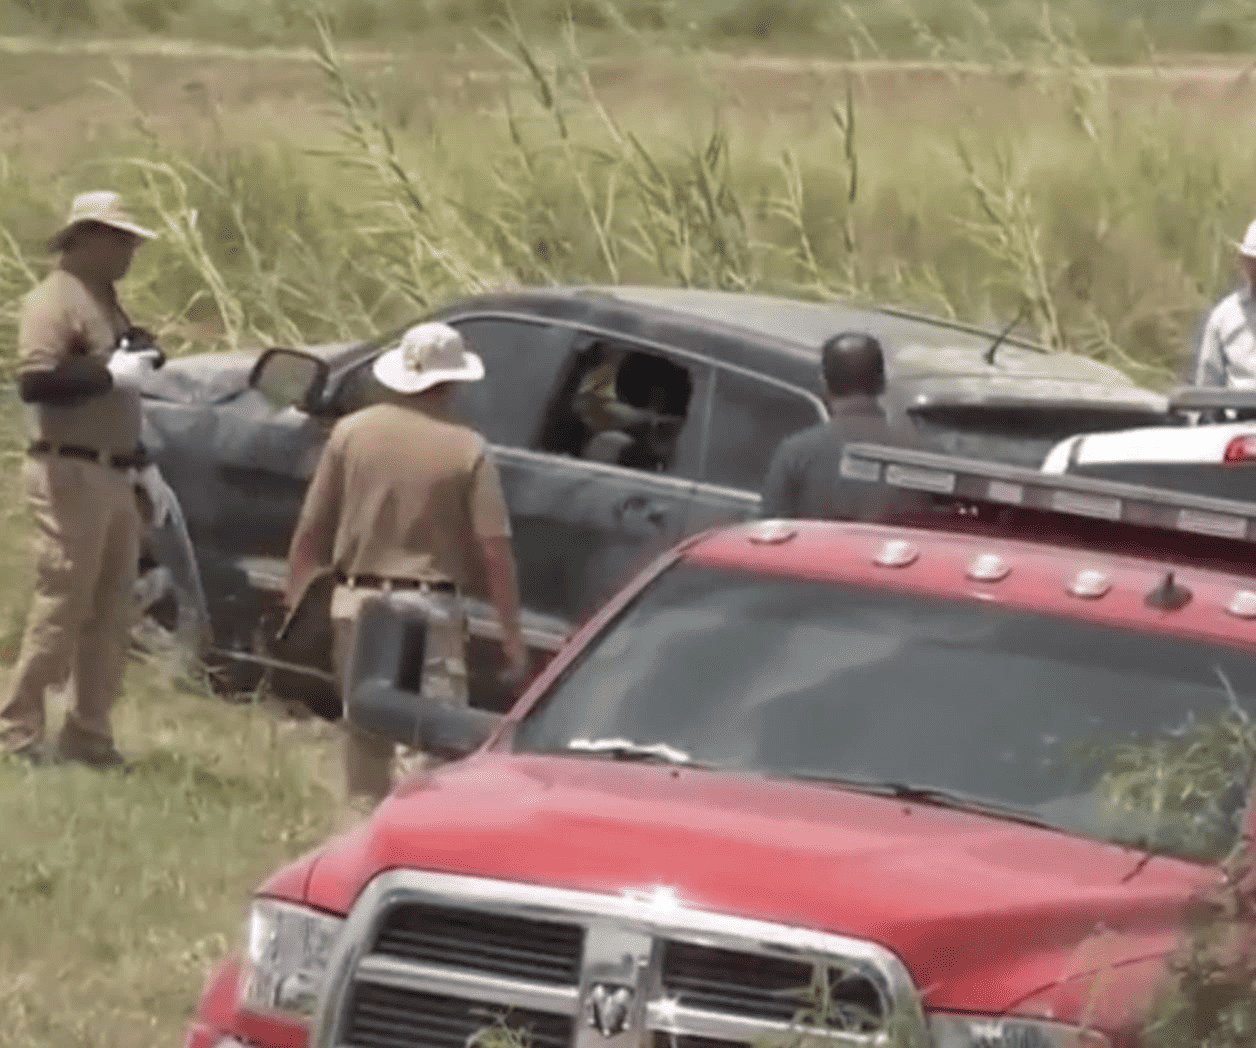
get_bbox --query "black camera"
[115,326,166,370]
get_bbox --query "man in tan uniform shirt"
[0,191,163,768]
[285,321,528,809]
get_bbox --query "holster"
[272,565,337,668]
[376,588,467,706]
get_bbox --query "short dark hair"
[820,331,885,397]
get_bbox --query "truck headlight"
[239,899,344,1020]
[930,1014,1110,1048]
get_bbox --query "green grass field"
[7,0,1256,60]
[2,7,1256,1046]
[0,682,341,1046]
[0,388,341,1047]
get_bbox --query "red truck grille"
[372,902,584,986]
[314,872,922,1048]
[345,984,574,1048]
[661,941,885,1032]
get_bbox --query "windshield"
[512,562,1256,862]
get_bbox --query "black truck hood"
[888,343,1168,414]
[138,350,258,405]
[138,341,361,406]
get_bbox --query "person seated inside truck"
[571,345,692,471]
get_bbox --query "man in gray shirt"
[760,331,925,521]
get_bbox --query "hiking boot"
[54,738,131,772]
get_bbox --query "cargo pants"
[330,583,469,806]
[0,457,140,761]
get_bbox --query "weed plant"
[1095,691,1256,1048]
[3,8,1256,387]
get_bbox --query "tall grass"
[2,11,1256,384]
[1091,689,1256,1048]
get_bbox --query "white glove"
[134,463,177,528]
[107,348,162,388]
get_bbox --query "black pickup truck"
[137,285,1169,716]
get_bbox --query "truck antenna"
[984,302,1030,366]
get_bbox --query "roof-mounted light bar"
[840,442,1256,543]
[1168,386,1256,414]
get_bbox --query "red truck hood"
[301,753,1214,1015]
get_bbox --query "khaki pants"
[330,584,468,806]
[0,457,140,759]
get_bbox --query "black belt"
[337,573,457,594]
[28,441,146,470]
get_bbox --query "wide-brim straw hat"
[1236,219,1256,259]
[47,190,157,252]
[373,322,484,395]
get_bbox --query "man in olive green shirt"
[1,191,161,768]
[286,322,528,810]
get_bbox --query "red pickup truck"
[184,443,1256,1048]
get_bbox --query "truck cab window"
[331,318,573,449]
[537,341,700,477]
[704,369,824,490]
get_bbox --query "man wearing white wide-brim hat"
[284,321,527,812]
[1194,219,1256,388]
[0,190,167,769]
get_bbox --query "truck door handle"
[615,494,666,527]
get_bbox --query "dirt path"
[0,33,1253,83]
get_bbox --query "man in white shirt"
[1194,218,1256,388]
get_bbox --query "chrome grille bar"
[354,955,582,1015]
[646,1002,876,1046]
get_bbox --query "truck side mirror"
[249,347,329,412]
[344,593,503,759]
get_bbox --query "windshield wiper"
[797,774,1056,831]
[565,737,696,765]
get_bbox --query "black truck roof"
[421,285,1169,417]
